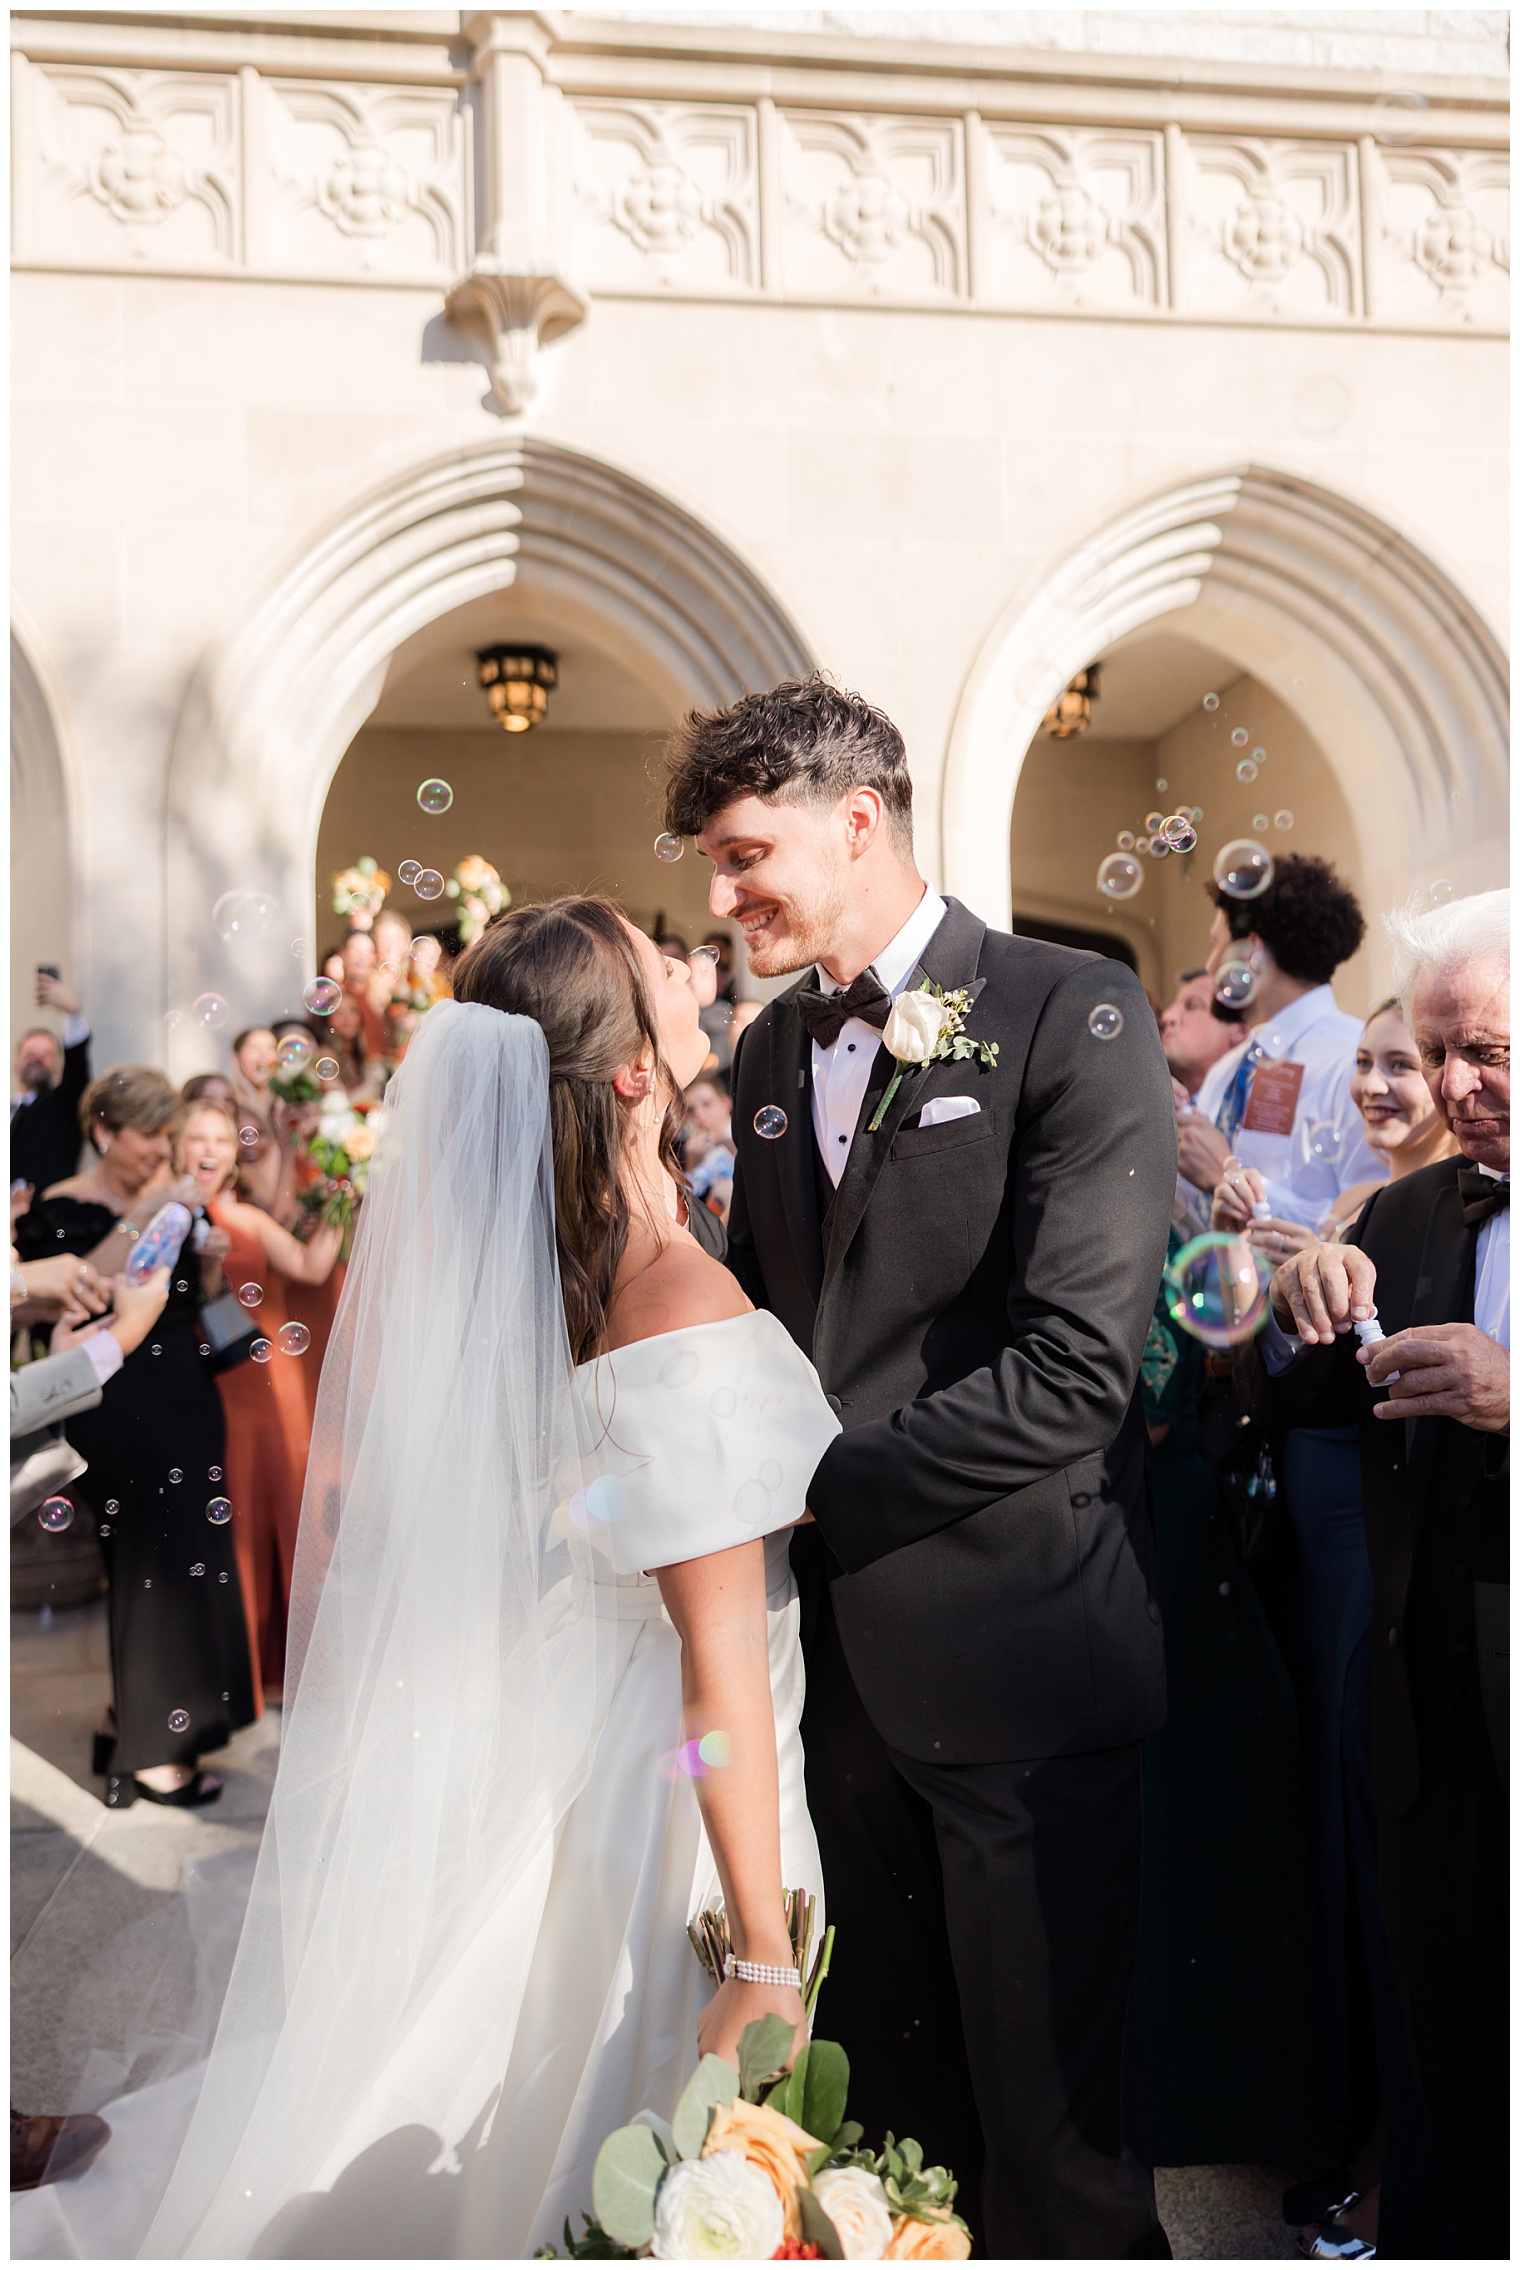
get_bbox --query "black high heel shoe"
[91,1732,115,1777]
[104,1772,223,1810]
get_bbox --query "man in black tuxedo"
[1247,888,1508,2261]
[10,972,91,1198]
[664,678,1176,2259]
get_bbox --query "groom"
[664,677,1176,2259]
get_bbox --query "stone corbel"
[444,264,588,416]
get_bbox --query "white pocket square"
[917,1096,981,1128]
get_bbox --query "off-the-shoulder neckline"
[575,1307,774,1372]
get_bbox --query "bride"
[119,898,838,2258]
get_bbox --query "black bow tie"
[793,971,892,1048]
[1458,1165,1510,1229]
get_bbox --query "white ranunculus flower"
[650,2150,785,2260]
[813,2167,895,2260]
[882,989,951,1066]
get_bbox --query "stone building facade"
[10,8,1509,1064]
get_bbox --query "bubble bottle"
[1354,1307,1400,1387]
[124,1201,194,1283]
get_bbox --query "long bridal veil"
[141,1001,614,2257]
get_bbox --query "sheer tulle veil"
[141,1000,614,2256]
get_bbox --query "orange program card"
[1241,1058,1305,1137]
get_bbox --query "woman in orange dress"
[179,1102,342,1704]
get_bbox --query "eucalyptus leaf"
[798,2189,845,2260]
[591,2124,666,2249]
[737,2014,797,2102]
[828,2120,863,2156]
[671,2054,738,2161]
[798,2038,848,2145]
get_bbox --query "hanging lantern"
[476,645,558,733]
[1042,663,1101,739]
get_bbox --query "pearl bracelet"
[724,1955,801,1989]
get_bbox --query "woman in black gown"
[15,1064,256,1806]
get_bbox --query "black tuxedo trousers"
[726,905,1177,2259]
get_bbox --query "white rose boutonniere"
[868,982,999,1132]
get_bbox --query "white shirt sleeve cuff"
[59,1012,90,1050]
[83,1329,125,1387]
[1259,1311,1307,1375]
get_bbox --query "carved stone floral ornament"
[617,160,704,256]
[1029,184,1110,274]
[1224,191,1304,284]
[316,142,412,238]
[824,171,911,269]
[89,125,188,223]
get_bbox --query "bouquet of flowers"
[444,854,510,943]
[331,853,391,923]
[292,1092,389,1254]
[540,1903,970,2265]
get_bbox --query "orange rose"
[885,2212,972,2260]
[702,2098,821,2241]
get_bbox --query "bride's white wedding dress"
[11,1005,836,2262]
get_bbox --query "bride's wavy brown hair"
[452,896,686,1363]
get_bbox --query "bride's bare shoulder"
[604,1237,751,1352]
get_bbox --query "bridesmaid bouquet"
[290,1094,389,1254]
[539,1964,971,2263]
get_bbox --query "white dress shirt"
[1194,983,1385,1229]
[810,887,947,1186]
[1261,1164,1509,1370]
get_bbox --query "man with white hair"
[1246,885,1508,2261]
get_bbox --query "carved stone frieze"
[779,110,966,299]
[570,99,758,291]
[1183,137,1360,317]
[263,80,467,278]
[984,125,1166,310]
[28,62,238,266]
[1377,147,1508,328]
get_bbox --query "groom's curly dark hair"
[662,672,915,854]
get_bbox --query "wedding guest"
[1160,967,1244,1102]
[728,998,763,1045]
[14,1069,256,1804]
[183,1071,280,1213]
[1131,1227,1322,2169]
[231,1026,277,1125]
[1179,856,1384,1228]
[11,970,92,1197]
[1247,887,1509,2262]
[702,930,737,1003]
[409,931,452,1006]
[339,928,391,1060]
[683,1074,736,1222]
[179,1102,341,1702]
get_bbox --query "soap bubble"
[192,992,229,1031]
[1301,1119,1344,1167]
[1231,727,1249,747]
[1253,813,1270,833]
[1203,693,1220,712]
[276,1034,313,1072]
[237,1283,263,1307]
[697,1730,732,1769]
[315,1056,339,1081]
[414,870,445,900]
[1165,1231,1268,1349]
[1155,778,1167,792]
[238,1124,260,1147]
[1428,878,1455,902]
[758,1459,784,1490]
[250,1338,273,1364]
[754,1106,789,1139]
[1214,840,1274,900]
[1214,960,1259,1009]
[1252,747,1267,764]
[1088,1003,1124,1041]
[658,1351,700,1390]
[38,1496,75,1532]
[1190,805,1204,822]
[1116,830,1135,851]
[209,1467,221,1482]
[397,860,422,887]
[277,1321,311,1356]
[303,976,341,1016]
[1372,88,1429,145]
[1145,810,1164,833]
[169,1467,182,1484]
[291,938,307,958]
[1274,811,1294,831]
[168,1709,190,1733]
[417,779,453,814]
[164,1009,184,1033]
[1235,758,1259,783]
[1292,376,1351,436]
[189,1562,204,1577]
[1147,837,1171,858]
[1160,813,1197,853]
[653,833,684,863]
[1097,853,1143,901]
[212,890,278,944]
[206,1497,233,1525]
[105,1500,119,1514]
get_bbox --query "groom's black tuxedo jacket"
[726,898,1176,1765]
